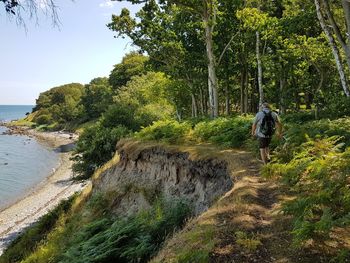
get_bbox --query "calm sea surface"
[0,106,59,210]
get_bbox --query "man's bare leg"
[260,148,268,164]
[266,147,270,161]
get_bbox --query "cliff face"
[93,141,234,216]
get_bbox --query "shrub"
[323,96,350,119]
[135,117,253,148]
[281,111,315,124]
[72,124,131,179]
[60,198,190,263]
[192,116,252,147]
[34,114,53,125]
[263,137,350,245]
[271,118,350,163]
[135,120,191,144]
[101,104,140,131]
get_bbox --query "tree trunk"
[240,69,245,114]
[225,81,230,115]
[191,93,198,118]
[315,67,324,120]
[320,0,350,78]
[199,88,205,115]
[305,93,313,109]
[203,12,219,118]
[279,77,285,115]
[315,0,350,96]
[256,31,264,105]
[176,108,182,121]
[341,0,350,69]
[244,72,249,113]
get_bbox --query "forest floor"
[152,145,347,263]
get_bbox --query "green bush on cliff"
[72,123,131,179]
[60,198,190,263]
[135,116,253,147]
[5,194,190,263]
[34,114,53,125]
[192,116,252,147]
[135,120,191,144]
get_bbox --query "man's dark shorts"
[258,137,271,149]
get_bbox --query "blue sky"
[0,0,140,105]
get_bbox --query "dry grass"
[72,139,349,262]
[142,141,347,262]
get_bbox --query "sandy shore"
[0,128,86,255]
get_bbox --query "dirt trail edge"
[152,146,332,263]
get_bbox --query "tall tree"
[236,7,277,107]
[314,0,350,97]
[111,0,233,117]
[108,1,207,117]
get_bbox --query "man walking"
[251,102,282,164]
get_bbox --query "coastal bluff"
[92,140,235,216]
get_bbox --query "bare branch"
[217,32,238,66]
[1,0,61,27]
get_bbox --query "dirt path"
[208,155,332,263]
[152,146,334,263]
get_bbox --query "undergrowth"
[1,192,190,263]
[60,198,190,263]
[0,196,76,263]
[264,117,350,260]
[135,116,253,148]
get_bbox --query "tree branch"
[2,0,61,27]
[217,32,238,66]
[320,0,347,50]
[342,0,350,44]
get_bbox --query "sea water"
[0,106,59,209]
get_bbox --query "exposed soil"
[152,145,346,262]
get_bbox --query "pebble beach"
[0,128,86,255]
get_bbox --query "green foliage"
[100,104,140,131]
[135,116,253,148]
[72,122,131,179]
[176,250,209,263]
[331,249,350,263]
[115,71,176,125]
[235,231,262,252]
[272,117,350,163]
[281,111,315,124]
[323,97,350,119]
[59,198,190,263]
[80,77,113,120]
[192,116,252,147]
[109,52,149,90]
[135,120,191,144]
[263,136,350,245]
[0,196,75,263]
[32,83,85,128]
[34,114,53,125]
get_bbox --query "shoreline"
[0,127,86,255]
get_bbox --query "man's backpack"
[260,111,275,137]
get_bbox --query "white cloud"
[99,1,116,8]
